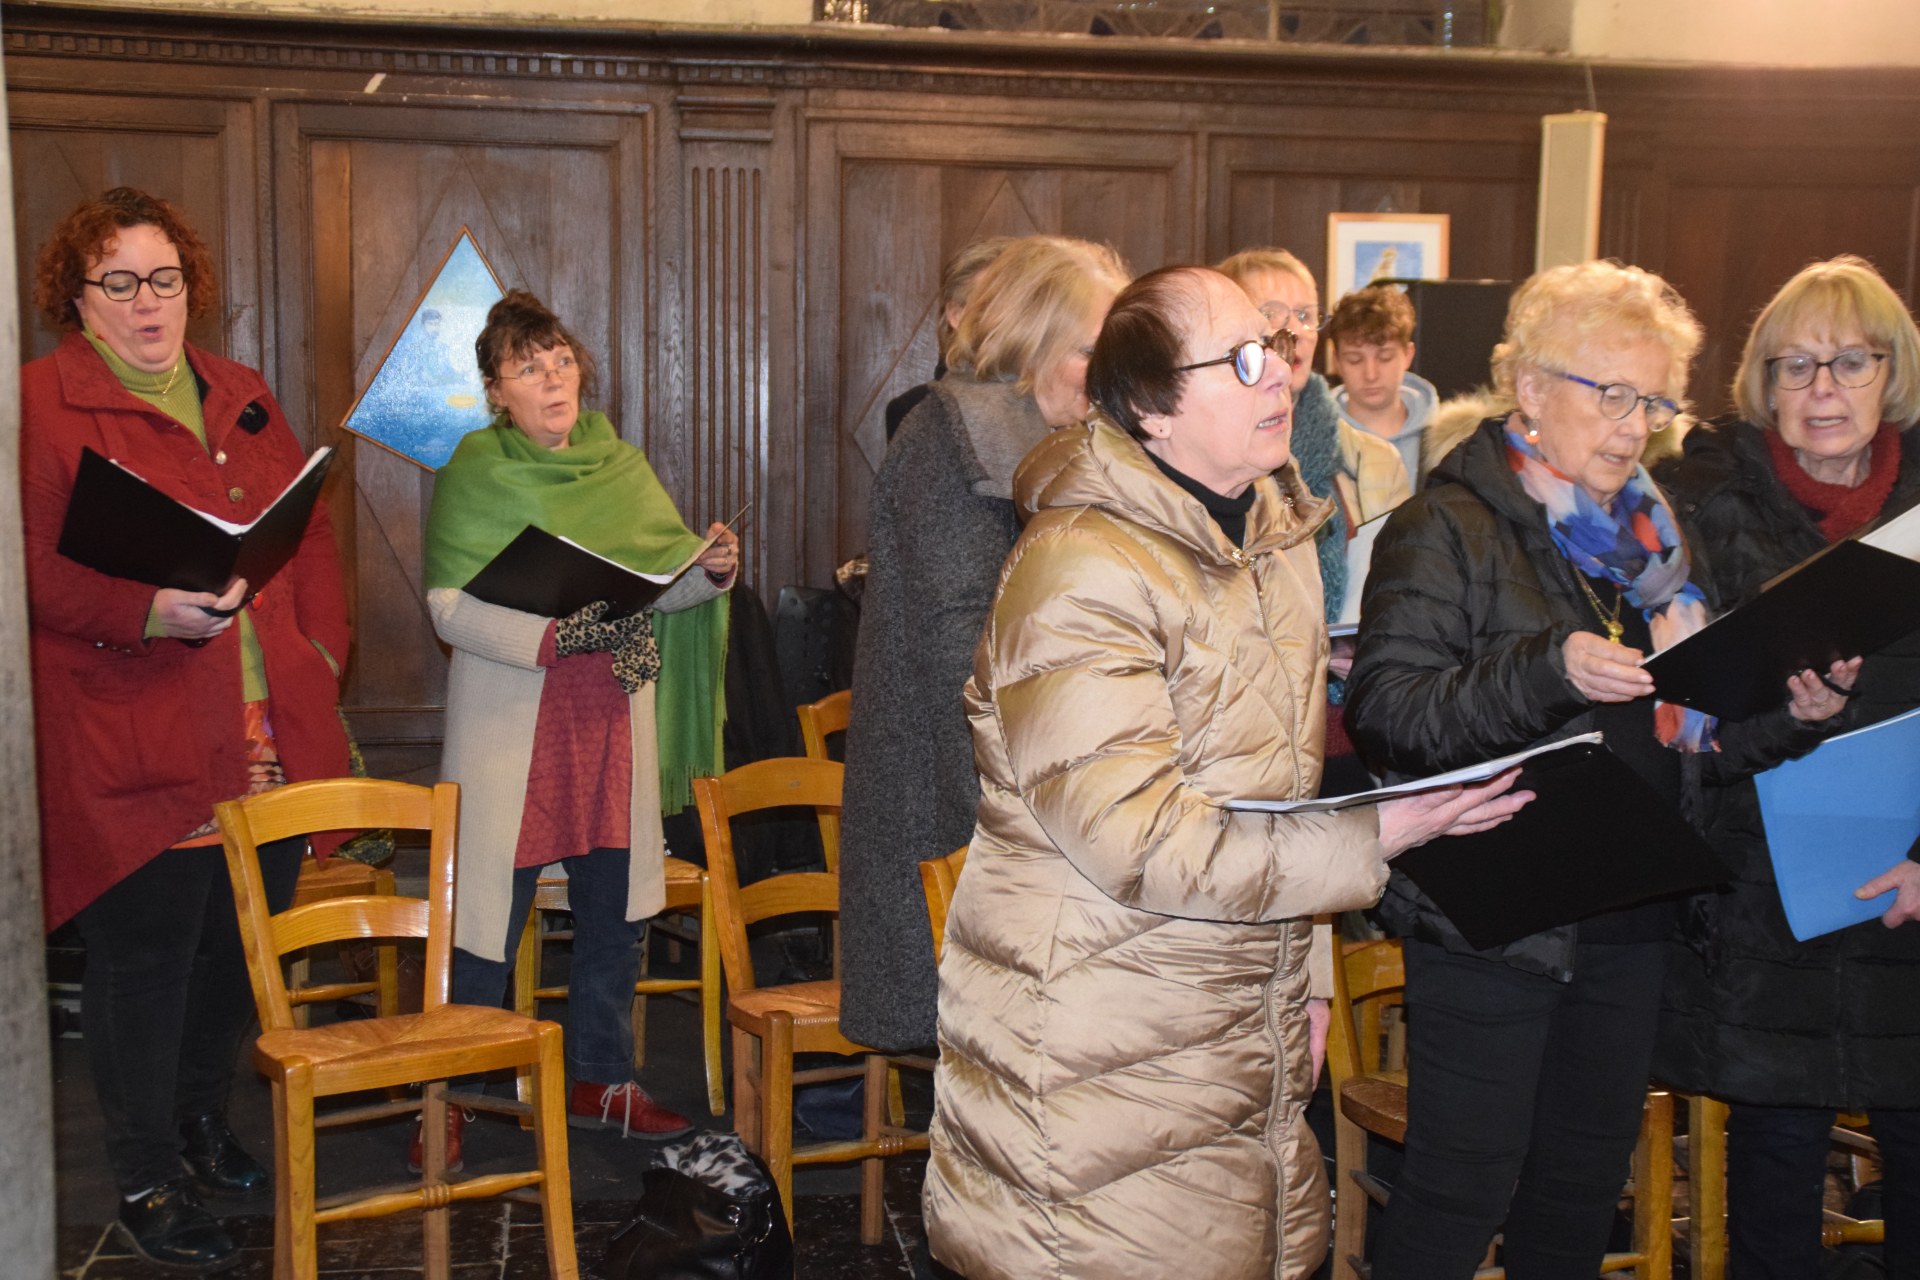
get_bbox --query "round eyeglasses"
[83,267,186,302]
[1764,349,1887,392]
[1174,330,1297,388]
[503,354,581,387]
[1558,371,1680,432]
[1259,303,1326,333]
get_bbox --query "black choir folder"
[462,505,747,620]
[1643,502,1920,721]
[1228,733,1725,950]
[57,445,334,599]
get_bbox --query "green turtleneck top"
[87,330,268,702]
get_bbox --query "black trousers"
[74,839,302,1196]
[1369,937,1666,1280]
[1728,1103,1920,1279]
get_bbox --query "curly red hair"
[33,187,216,332]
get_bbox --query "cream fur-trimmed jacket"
[924,416,1392,1280]
[429,571,727,962]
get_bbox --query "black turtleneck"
[1145,450,1257,549]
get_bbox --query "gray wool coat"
[838,376,1048,1052]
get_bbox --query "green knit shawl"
[424,412,729,814]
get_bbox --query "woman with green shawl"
[423,290,734,1155]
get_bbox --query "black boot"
[179,1112,269,1199]
[116,1180,239,1274]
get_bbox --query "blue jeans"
[1728,1103,1920,1279]
[74,839,303,1195]
[449,845,642,1085]
[1370,937,1667,1280]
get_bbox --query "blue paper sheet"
[1755,705,1920,941]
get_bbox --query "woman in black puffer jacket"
[1652,256,1920,1280]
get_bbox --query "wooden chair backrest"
[217,778,460,1033]
[796,689,852,761]
[1327,937,1406,1088]
[918,846,968,964]
[692,757,844,996]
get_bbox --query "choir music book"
[462,503,748,619]
[1329,510,1391,638]
[56,445,334,600]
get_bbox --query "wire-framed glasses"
[1259,303,1327,332]
[83,267,186,302]
[1174,330,1297,388]
[1764,350,1887,392]
[1559,371,1680,431]
[503,353,581,387]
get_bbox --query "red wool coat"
[22,331,351,929]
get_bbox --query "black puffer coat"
[1652,418,1920,1110]
[1347,418,1827,981]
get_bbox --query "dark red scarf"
[1766,422,1902,543]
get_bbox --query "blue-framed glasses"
[1559,371,1680,431]
[1174,330,1296,388]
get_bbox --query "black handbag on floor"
[602,1133,793,1280]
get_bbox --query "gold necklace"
[1575,574,1625,645]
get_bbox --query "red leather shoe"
[567,1081,692,1139]
[406,1106,469,1174]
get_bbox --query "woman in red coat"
[22,188,350,1274]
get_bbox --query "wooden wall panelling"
[9,91,258,367]
[803,114,1192,582]
[269,99,652,777]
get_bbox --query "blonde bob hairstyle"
[1213,246,1317,300]
[945,235,1129,391]
[1490,259,1701,411]
[1731,255,1920,431]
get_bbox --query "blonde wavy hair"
[945,236,1131,393]
[1214,247,1316,296]
[1491,260,1701,411]
[1731,255,1920,431]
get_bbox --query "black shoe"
[179,1112,269,1200]
[115,1180,240,1274]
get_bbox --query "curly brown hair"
[1324,283,1417,350]
[474,289,600,413]
[33,187,216,332]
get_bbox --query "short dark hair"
[1325,284,1416,349]
[1086,266,1210,440]
[33,186,216,332]
[475,289,599,408]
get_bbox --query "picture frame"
[1326,212,1451,303]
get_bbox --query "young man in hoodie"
[1328,284,1440,489]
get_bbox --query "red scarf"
[1766,422,1902,543]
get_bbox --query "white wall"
[1511,0,1920,67]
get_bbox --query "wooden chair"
[694,756,929,1243]
[1679,1098,1884,1279]
[1327,938,1673,1280]
[287,854,399,1027]
[795,688,852,872]
[511,855,725,1116]
[918,846,969,964]
[217,778,576,1280]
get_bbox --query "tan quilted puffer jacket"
[924,416,1392,1280]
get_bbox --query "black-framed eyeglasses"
[1764,349,1887,392]
[83,267,186,302]
[1559,371,1680,432]
[1259,303,1326,333]
[1174,330,1296,388]
[502,353,581,387]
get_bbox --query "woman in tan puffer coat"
[923,267,1530,1280]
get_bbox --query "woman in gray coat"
[838,235,1128,1052]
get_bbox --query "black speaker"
[1386,279,1514,402]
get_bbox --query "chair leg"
[732,1025,761,1156]
[1332,1108,1367,1280]
[513,912,540,1113]
[533,1024,580,1280]
[632,925,651,1071]
[886,1066,906,1128]
[275,1066,318,1280]
[861,1053,889,1246]
[420,1082,450,1279]
[1633,1090,1674,1280]
[700,890,725,1116]
[763,1014,796,1236]
[1691,1095,1729,1280]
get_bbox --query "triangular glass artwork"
[340,228,503,470]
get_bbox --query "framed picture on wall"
[1326,212,1451,303]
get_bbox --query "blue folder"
[1755,706,1920,941]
